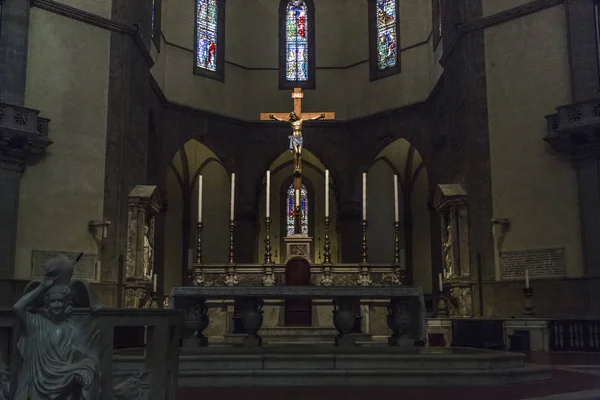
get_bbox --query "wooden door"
[284,257,312,326]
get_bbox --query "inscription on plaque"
[500,248,565,280]
[31,250,98,282]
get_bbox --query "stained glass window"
[375,0,398,71]
[285,1,309,82]
[195,0,218,72]
[151,0,156,34]
[287,184,308,236]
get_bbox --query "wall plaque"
[500,248,565,280]
[31,250,98,282]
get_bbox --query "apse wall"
[158,0,434,121]
[15,3,111,280]
[484,3,581,315]
[257,151,339,264]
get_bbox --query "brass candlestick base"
[150,292,167,309]
[264,217,272,264]
[323,216,332,264]
[436,294,449,317]
[360,219,368,265]
[228,220,235,265]
[393,221,400,264]
[294,205,302,234]
[523,287,534,316]
[196,222,203,264]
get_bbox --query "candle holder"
[523,287,534,316]
[196,222,203,264]
[436,293,449,318]
[228,220,236,265]
[360,219,368,265]
[393,222,400,264]
[294,205,302,234]
[264,217,272,264]
[150,292,167,309]
[323,216,332,264]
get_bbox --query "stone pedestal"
[503,319,549,352]
[427,318,453,347]
[284,234,313,263]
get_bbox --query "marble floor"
[176,352,600,400]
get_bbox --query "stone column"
[336,203,362,263]
[565,0,600,103]
[0,0,30,105]
[235,206,258,263]
[575,156,600,276]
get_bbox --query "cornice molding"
[458,0,564,33]
[441,0,564,66]
[30,0,154,68]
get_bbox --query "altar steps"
[220,327,372,345]
[113,346,551,387]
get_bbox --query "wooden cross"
[260,88,335,235]
[259,88,336,122]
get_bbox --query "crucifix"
[260,88,335,234]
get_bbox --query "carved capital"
[0,103,52,171]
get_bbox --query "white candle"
[296,189,300,208]
[525,269,529,288]
[325,170,330,218]
[393,174,399,222]
[362,173,367,220]
[266,170,271,218]
[438,273,443,292]
[153,274,157,292]
[230,173,235,221]
[198,175,203,223]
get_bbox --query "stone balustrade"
[0,307,183,400]
[169,285,427,347]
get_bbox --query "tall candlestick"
[362,173,367,220]
[438,273,443,292]
[266,171,271,218]
[198,175,203,223]
[153,274,157,293]
[230,173,235,221]
[296,189,300,208]
[525,269,529,288]
[325,170,330,218]
[393,174,399,223]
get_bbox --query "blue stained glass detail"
[196,0,218,72]
[287,184,308,236]
[151,0,156,34]
[376,0,398,70]
[285,1,309,82]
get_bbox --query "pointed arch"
[279,0,316,89]
[194,0,226,81]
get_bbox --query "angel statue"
[269,111,325,175]
[442,224,454,279]
[13,254,103,400]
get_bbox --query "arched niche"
[366,138,432,293]
[257,149,339,264]
[164,139,229,293]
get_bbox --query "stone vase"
[242,298,264,347]
[333,297,356,346]
[387,298,412,347]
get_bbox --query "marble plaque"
[31,250,97,282]
[500,248,565,280]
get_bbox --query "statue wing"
[70,280,103,312]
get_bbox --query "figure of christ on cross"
[260,88,335,234]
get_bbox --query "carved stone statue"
[13,255,102,400]
[143,225,154,279]
[442,224,454,279]
[269,111,325,173]
[449,287,472,317]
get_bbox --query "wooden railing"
[0,308,183,400]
